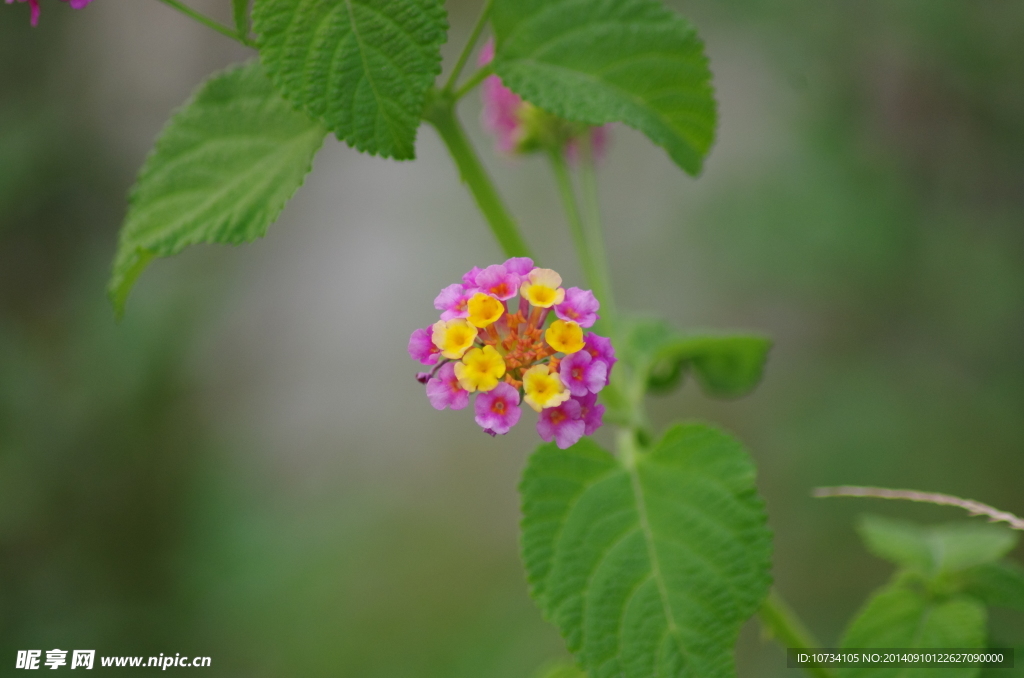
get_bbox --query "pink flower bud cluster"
[478,39,610,159]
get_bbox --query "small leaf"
[621,318,771,398]
[858,515,1018,577]
[648,334,772,397]
[252,0,448,159]
[839,586,985,678]
[491,0,716,175]
[962,561,1024,613]
[520,424,772,678]
[108,61,326,315]
[232,0,249,37]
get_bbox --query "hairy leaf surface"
[253,0,447,159]
[839,586,985,678]
[491,0,716,175]
[109,61,325,315]
[520,424,771,678]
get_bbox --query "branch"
[814,486,1024,531]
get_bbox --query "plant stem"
[549,148,615,338]
[155,0,255,47]
[443,0,492,94]
[760,590,836,678]
[424,93,533,260]
[453,65,493,101]
[578,134,618,333]
[548,151,594,281]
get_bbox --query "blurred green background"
[1,0,1022,676]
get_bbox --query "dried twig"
[813,486,1024,531]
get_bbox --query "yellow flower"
[522,364,571,411]
[520,268,565,308]
[467,293,504,328]
[432,319,477,360]
[545,319,584,354]
[454,346,506,392]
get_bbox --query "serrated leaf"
[839,586,986,678]
[252,0,447,160]
[520,424,772,678]
[962,561,1024,613]
[491,0,716,175]
[232,0,249,37]
[858,515,1018,578]
[622,318,770,398]
[108,61,326,316]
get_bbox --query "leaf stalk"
[423,92,533,260]
[759,590,837,678]
[443,0,493,94]
[155,0,256,47]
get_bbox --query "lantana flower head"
[478,38,610,159]
[410,258,614,448]
[7,0,93,26]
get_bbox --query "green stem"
[424,93,533,260]
[453,65,493,101]
[759,590,837,678]
[578,134,618,332]
[155,0,255,47]
[548,149,615,337]
[548,151,593,281]
[443,0,492,94]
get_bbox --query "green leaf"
[232,0,249,37]
[491,0,716,175]
[648,334,772,397]
[858,515,1019,577]
[839,586,986,678]
[534,660,587,678]
[962,561,1024,613]
[252,0,447,160]
[622,318,771,398]
[520,424,772,678]
[108,61,326,316]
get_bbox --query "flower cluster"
[478,39,609,159]
[6,0,93,26]
[409,259,615,449]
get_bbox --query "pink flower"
[559,350,608,397]
[462,266,483,287]
[555,287,600,328]
[426,363,470,411]
[408,327,441,365]
[574,392,605,436]
[503,257,535,277]
[7,0,93,26]
[478,40,527,154]
[474,264,520,301]
[537,398,586,449]
[474,382,522,434]
[584,332,617,375]
[434,283,473,321]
